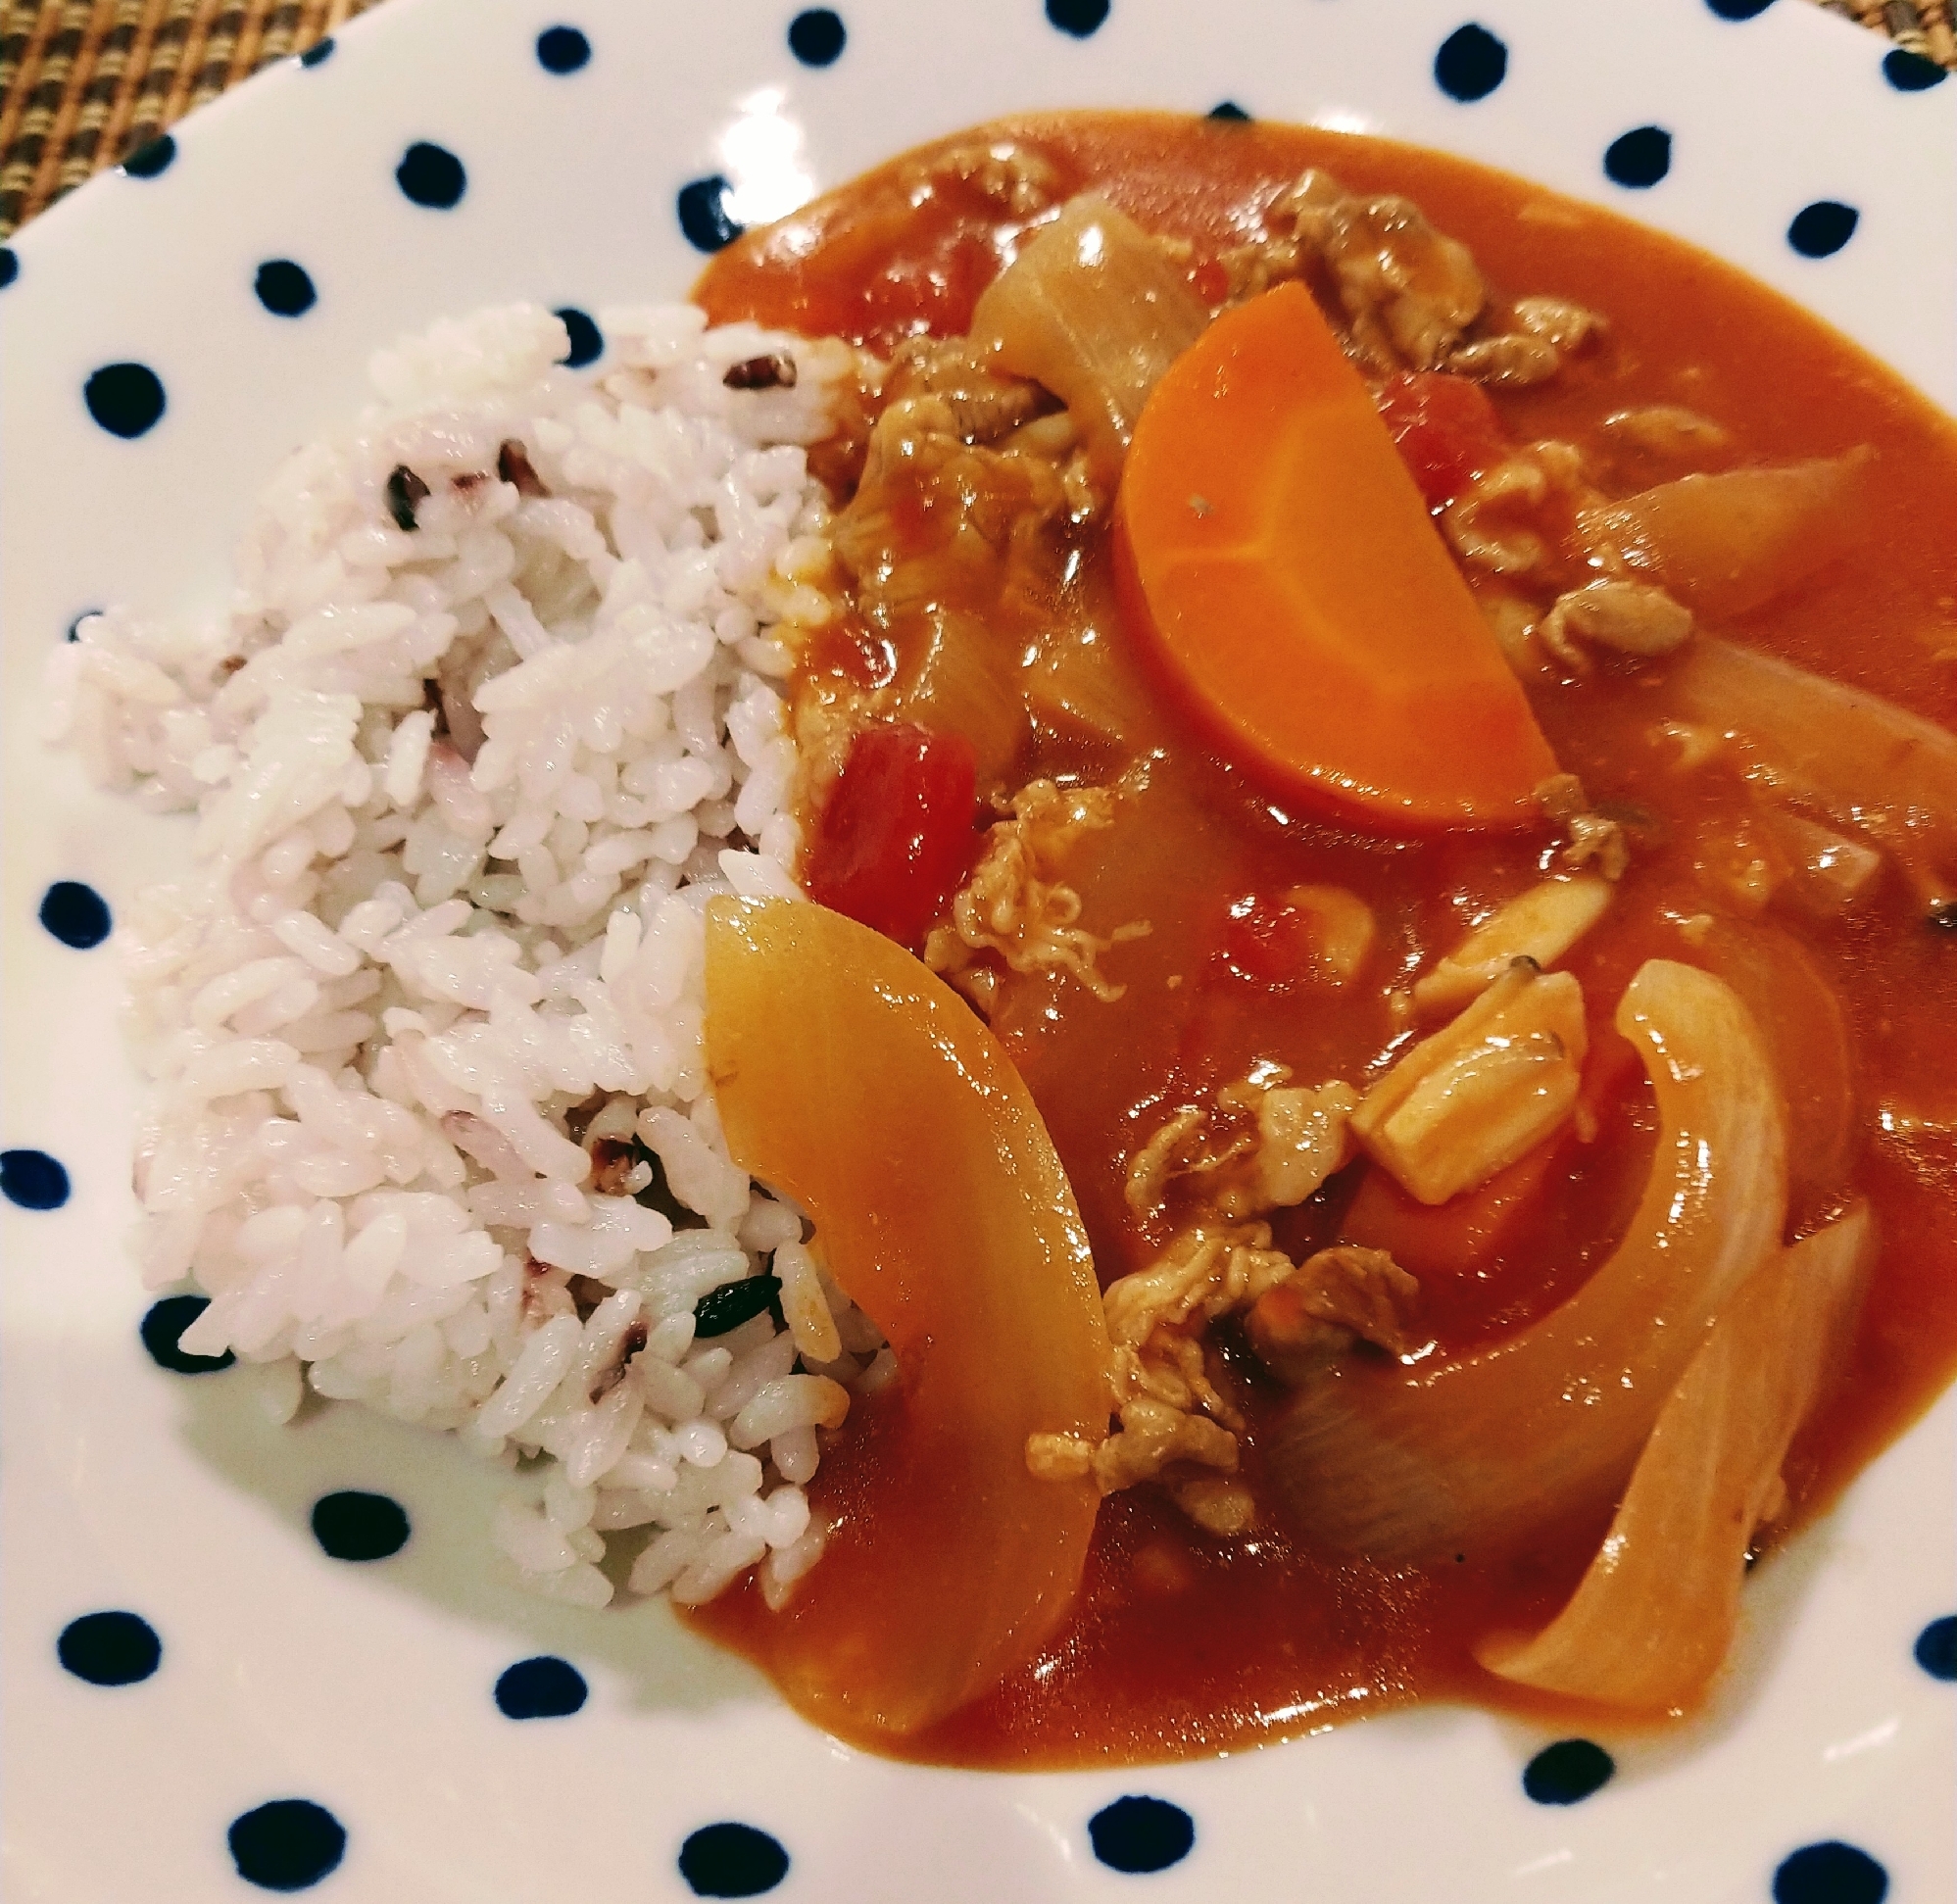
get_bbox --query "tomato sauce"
[688,112,1957,1765]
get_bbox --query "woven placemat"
[2,0,1952,239]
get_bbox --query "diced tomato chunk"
[1215,893,1314,986]
[1190,256,1231,307]
[1376,371,1508,509]
[805,723,980,947]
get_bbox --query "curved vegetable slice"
[1580,453,1871,623]
[1271,958,1787,1563]
[703,895,1111,1737]
[1478,1204,1872,1712]
[1667,636,1957,913]
[971,194,1209,487]
[1115,280,1558,828]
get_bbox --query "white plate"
[3,1,1954,1898]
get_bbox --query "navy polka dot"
[788,8,846,65]
[555,306,603,368]
[228,1799,346,1892]
[141,1294,236,1375]
[678,1823,790,1897]
[254,260,317,317]
[1788,200,1859,259]
[1,1148,70,1210]
[1208,101,1250,122]
[1435,23,1507,102]
[0,246,17,290]
[495,1655,588,1718]
[1046,0,1110,38]
[1706,0,1778,16]
[1604,125,1672,188]
[83,363,167,439]
[66,609,99,641]
[536,24,591,73]
[310,1489,410,1561]
[1884,47,1946,91]
[396,141,466,210]
[1773,1841,1889,1904]
[1088,1796,1196,1874]
[121,133,175,178]
[39,880,111,949]
[1915,1613,1957,1679]
[298,35,333,66]
[58,1610,162,1685]
[677,175,744,253]
[1522,1737,1615,1804]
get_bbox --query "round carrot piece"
[1116,281,1558,828]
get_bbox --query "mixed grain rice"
[42,302,887,1611]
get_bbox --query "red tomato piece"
[1376,371,1508,509]
[805,724,980,947]
[1216,894,1311,986]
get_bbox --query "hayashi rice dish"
[53,111,1957,1768]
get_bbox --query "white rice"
[44,302,879,1611]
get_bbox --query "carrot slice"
[1115,281,1558,828]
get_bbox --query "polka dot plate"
[2,0,1954,1897]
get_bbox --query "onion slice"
[1270,958,1788,1563]
[1668,637,1957,913]
[1477,1203,1873,1711]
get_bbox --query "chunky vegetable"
[1377,370,1509,507]
[704,896,1112,1737]
[971,194,1208,486]
[1271,959,1788,1562]
[1667,636,1957,912]
[1116,281,1559,827]
[803,723,980,948]
[1581,453,1871,622]
[1479,1205,1872,1711]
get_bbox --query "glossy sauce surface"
[690,112,1957,1765]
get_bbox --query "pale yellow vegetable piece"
[1350,961,1587,1204]
[705,896,1111,1738]
[1478,1204,1872,1711]
[971,194,1208,487]
[1413,877,1612,1015]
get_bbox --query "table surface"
[0,0,1952,241]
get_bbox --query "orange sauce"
[689,112,1957,1766]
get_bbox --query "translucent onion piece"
[971,194,1208,486]
[703,896,1111,1737]
[1477,1204,1872,1712]
[1271,958,1788,1563]
[1668,636,1957,912]
[1580,452,1870,622]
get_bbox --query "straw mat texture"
[1,0,1952,238]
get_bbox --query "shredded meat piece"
[1540,578,1694,673]
[1445,332,1561,387]
[1319,194,1487,371]
[1029,1220,1300,1518]
[1444,456,1555,574]
[1124,1072,1358,1224]
[907,139,1063,219]
[1510,295,1606,351]
[925,780,1149,1002]
[1443,439,1603,581]
[880,335,1052,446]
[1537,773,1632,881]
[1601,404,1733,464]
[1245,1245,1422,1385]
